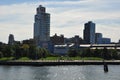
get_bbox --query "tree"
[0,51,3,58]
[94,48,102,58]
[29,45,37,59]
[2,45,15,57]
[21,44,30,57]
[82,48,94,57]
[14,44,22,59]
[111,49,118,59]
[102,47,111,60]
[68,49,78,57]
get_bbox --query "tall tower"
[84,21,95,44]
[34,5,50,46]
[8,34,15,45]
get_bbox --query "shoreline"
[0,60,120,66]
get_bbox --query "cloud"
[0,0,120,43]
[0,3,36,43]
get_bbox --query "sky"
[0,0,120,43]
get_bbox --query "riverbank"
[0,60,120,66]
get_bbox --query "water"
[0,65,120,80]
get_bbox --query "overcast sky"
[0,0,120,43]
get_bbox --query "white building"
[54,44,75,55]
[34,5,50,46]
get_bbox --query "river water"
[0,65,120,80]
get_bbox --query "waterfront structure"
[34,5,50,47]
[83,21,95,44]
[8,34,15,45]
[54,44,69,55]
[50,33,65,45]
[95,33,103,44]
[54,44,75,55]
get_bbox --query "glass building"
[84,21,95,44]
[34,5,50,45]
[95,33,103,44]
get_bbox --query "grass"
[42,57,59,60]
[0,56,103,61]
[83,57,103,60]
[40,56,103,60]
[18,57,30,60]
[0,57,14,61]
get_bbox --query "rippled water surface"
[0,65,120,80]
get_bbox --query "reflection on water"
[0,65,120,80]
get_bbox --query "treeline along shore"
[0,43,120,66]
[1,60,120,66]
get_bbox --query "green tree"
[94,48,102,58]
[111,49,118,59]
[83,48,93,57]
[68,49,78,57]
[21,44,30,57]
[102,47,111,60]
[14,44,22,59]
[0,51,3,58]
[29,45,37,59]
[2,45,15,57]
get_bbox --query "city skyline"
[0,0,120,43]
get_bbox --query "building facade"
[34,5,50,46]
[8,34,15,45]
[65,35,84,45]
[95,33,103,44]
[50,33,65,45]
[84,21,95,44]
[95,33,111,44]
[102,38,111,44]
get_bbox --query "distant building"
[50,33,65,45]
[95,33,111,44]
[84,21,95,44]
[0,42,6,46]
[22,39,35,45]
[72,35,84,44]
[95,33,103,44]
[33,5,53,52]
[65,35,84,45]
[14,41,21,45]
[34,5,50,46]
[119,40,120,43]
[54,44,69,55]
[8,34,15,45]
[102,38,111,44]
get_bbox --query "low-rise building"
[54,44,75,55]
[54,44,69,55]
[102,38,111,44]
[50,34,65,45]
[95,33,103,44]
